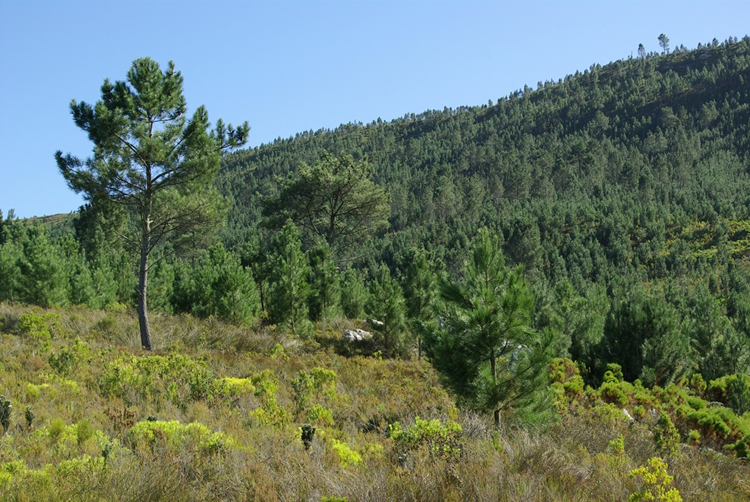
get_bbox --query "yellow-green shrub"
[249,370,291,427]
[629,457,682,502]
[329,438,362,468]
[17,312,61,341]
[389,417,463,460]
[128,420,235,455]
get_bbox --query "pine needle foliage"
[425,228,554,427]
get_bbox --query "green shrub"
[654,412,680,455]
[55,454,105,478]
[629,457,683,502]
[307,404,334,426]
[685,395,707,411]
[74,419,94,446]
[725,434,749,458]
[48,339,90,377]
[685,407,734,440]
[606,363,624,382]
[129,420,236,455]
[213,377,255,399]
[600,381,630,405]
[709,374,750,414]
[608,434,625,455]
[292,367,338,419]
[17,312,61,341]
[329,438,362,468]
[586,403,631,424]
[0,396,11,434]
[269,343,289,361]
[688,429,701,444]
[689,374,707,394]
[249,370,291,427]
[654,412,681,456]
[47,418,66,444]
[389,417,463,460]
[98,353,237,408]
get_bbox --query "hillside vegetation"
[0,304,748,501]
[1,35,750,500]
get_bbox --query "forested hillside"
[216,37,750,381]
[1,36,750,500]
[221,36,750,275]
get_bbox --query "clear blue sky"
[1,0,748,218]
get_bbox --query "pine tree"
[268,220,313,337]
[424,228,554,427]
[403,248,439,359]
[261,152,390,259]
[367,263,408,358]
[241,231,273,315]
[340,268,369,319]
[195,244,260,325]
[18,225,69,307]
[56,57,249,350]
[307,244,341,321]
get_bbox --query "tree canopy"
[261,152,389,258]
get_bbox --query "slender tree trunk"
[138,218,152,351]
[490,350,497,385]
[258,277,266,314]
[491,348,498,428]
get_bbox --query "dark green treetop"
[261,152,390,259]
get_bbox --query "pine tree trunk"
[491,349,498,427]
[138,220,152,351]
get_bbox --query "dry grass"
[0,302,748,501]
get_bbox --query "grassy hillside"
[1,304,748,501]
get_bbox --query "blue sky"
[1,0,748,218]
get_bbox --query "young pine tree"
[367,263,408,358]
[268,220,313,337]
[172,244,259,325]
[307,244,341,321]
[424,228,554,428]
[196,244,260,325]
[241,231,274,316]
[340,268,369,319]
[403,248,440,359]
[0,218,23,303]
[18,224,69,307]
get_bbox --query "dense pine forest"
[1,37,750,500]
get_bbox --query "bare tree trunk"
[138,219,152,351]
[491,350,498,428]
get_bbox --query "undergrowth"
[0,303,747,501]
